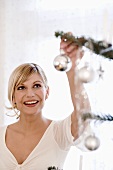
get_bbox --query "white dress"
[0,115,83,170]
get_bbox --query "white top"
[0,115,82,170]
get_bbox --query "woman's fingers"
[66,47,84,59]
[60,32,84,63]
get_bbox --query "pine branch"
[55,31,113,60]
[82,113,113,122]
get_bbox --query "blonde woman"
[0,36,90,170]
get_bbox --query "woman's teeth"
[24,101,38,105]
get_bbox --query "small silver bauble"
[53,54,72,72]
[84,135,100,151]
[77,64,95,83]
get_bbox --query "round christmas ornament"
[77,64,95,83]
[53,54,72,72]
[84,134,100,151]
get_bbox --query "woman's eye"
[34,84,41,88]
[17,86,25,90]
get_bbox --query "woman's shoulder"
[6,122,17,129]
[0,122,17,133]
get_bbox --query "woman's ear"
[45,86,49,100]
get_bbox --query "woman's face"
[13,73,49,116]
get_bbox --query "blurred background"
[0,0,113,169]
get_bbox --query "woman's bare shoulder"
[7,122,19,133]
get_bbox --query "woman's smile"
[24,100,39,107]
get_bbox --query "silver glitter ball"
[77,65,95,83]
[85,135,100,151]
[53,55,72,72]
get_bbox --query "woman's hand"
[60,33,84,70]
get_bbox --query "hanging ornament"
[77,63,95,83]
[84,134,100,151]
[53,53,72,72]
[97,64,104,80]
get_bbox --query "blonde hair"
[8,63,48,108]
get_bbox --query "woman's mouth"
[24,100,39,105]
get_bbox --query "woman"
[0,37,90,170]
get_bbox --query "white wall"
[0,0,6,125]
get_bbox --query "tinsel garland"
[55,31,113,60]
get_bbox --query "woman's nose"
[26,89,35,97]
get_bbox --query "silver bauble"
[53,55,72,72]
[85,135,100,151]
[77,65,95,83]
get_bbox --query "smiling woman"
[0,34,92,169]
[1,0,113,169]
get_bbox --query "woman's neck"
[15,114,51,134]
